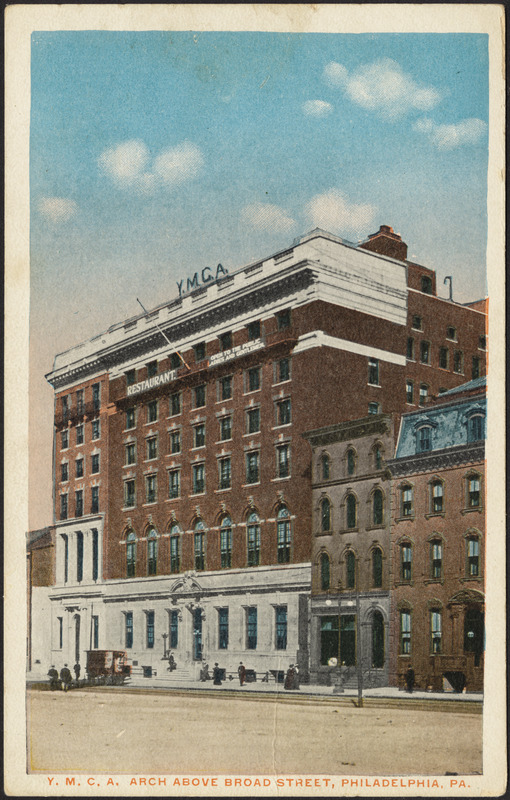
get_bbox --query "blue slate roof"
[439,376,487,396]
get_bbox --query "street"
[27,687,483,776]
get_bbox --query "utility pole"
[356,590,363,708]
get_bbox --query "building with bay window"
[33,225,486,682]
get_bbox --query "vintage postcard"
[5,4,506,797]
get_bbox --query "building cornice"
[386,442,485,477]
[303,414,393,447]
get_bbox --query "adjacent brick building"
[36,225,486,682]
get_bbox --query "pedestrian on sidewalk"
[284,664,296,690]
[168,653,176,672]
[60,664,72,692]
[405,665,415,693]
[73,663,81,685]
[238,662,246,686]
[47,665,59,691]
[213,663,222,686]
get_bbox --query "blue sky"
[29,31,489,527]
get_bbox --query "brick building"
[38,225,486,682]
[303,413,396,688]
[387,377,486,692]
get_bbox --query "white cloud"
[98,139,204,192]
[323,58,441,120]
[241,203,296,233]
[305,190,376,237]
[302,100,333,117]
[414,117,487,149]
[38,197,78,223]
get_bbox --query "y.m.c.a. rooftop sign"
[177,264,228,297]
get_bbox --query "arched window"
[421,275,433,294]
[400,484,413,517]
[372,489,384,526]
[400,542,412,582]
[430,539,442,579]
[417,425,432,453]
[372,547,383,588]
[320,552,330,591]
[431,480,444,513]
[194,520,206,571]
[466,535,480,576]
[277,506,291,564]
[346,551,356,589]
[320,498,331,532]
[220,516,232,569]
[467,415,484,443]
[247,512,261,566]
[374,444,383,470]
[126,531,136,578]
[346,448,356,476]
[346,494,357,529]
[147,527,158,576]
[466,474,482,508]
[169,523,180,573]
[431,610,442,653]
[372,611,384,668]
[321,454,330,481]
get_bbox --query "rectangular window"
[76,458,84,478]
[76,425,84,445]
[58,617,63,649]
[194,532,205,570]
[247,523,261,567]
[193,342,206,362]
[247,320,261,340]
[277,357,290,382]
[400,611,411,655]
[418,426,432,452]
[401,545,412,581]
[170,392,181,416]
[276,308,291,331]
[126,442,136,465]
[219,458,231,490]
[61,429,69,450]
[468,416,484,442]
[406,381,414,404]
[277,444,290,478]
[194,385,206,408]
[219,415,232,441]
[219,331,232,351]
[92,383,101,411]
[406,337,415,360]
[368,358,379,385]
[220,525,232,567]
[431,611,442,654]
[276,398,291,426]
[145,474,157,504]
[147,360,158,378]
[91,486,99,514]
[76,531,83,583]
[439,347,449,369]
[419,385,428,406]
[275,606,288,650]
[168,469,180,499]
[193,424,206,448]
[420,341,430,364]
[220,375,233,400]
[446,326,457,341]
[468,476,481,507]
[170,430,181,454]
[170,536,180,573]
[453,350,464,374]
[61,463,68,482]
[192,463,205,494]
[472,356,481,380]
[146,436,158,460]
[277,514,291,563]
[411,315,422,331]
[246,607,257,649]
[60,494,68,520]
[75,490,83,517]
[146,611,155,649]
[170,609,179,648]
[124,479,136,508]
[247,367,261,392]
[246,451,260,484]
[91,454,100,474]
[170,352,181,370]
[125,612,133,649]
[147,400,158,423]
[126,408,136,429]
[246,407,260,434]
[92,419,100,440]
[368,402,380,415]
[126,369,136,386]
[431,542,442,579]
[92,529,99,581]
[92,615,99,649]
[62,395,70,422]
[76,389,84,415]
[467,538,480,576]
[478,335,487,350]
[218,608,229,649]
[401,487,413,517]
[63,534,69,582]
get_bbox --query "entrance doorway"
[193,608,203,661]
[372,611,384,668]
[340,615,356,666]
[464,607,484,666]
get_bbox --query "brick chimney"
[359,225,408,262]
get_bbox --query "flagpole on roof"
[137,298,191,371]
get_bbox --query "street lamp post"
[355,590,363,708]
[161,632,169,660]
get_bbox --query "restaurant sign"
[127,369,178,397]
